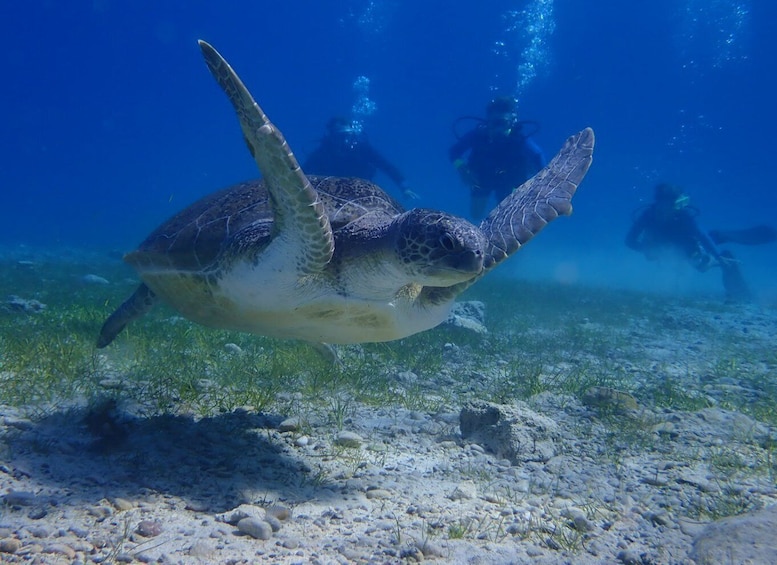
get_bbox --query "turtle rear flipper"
[97,284,158,348]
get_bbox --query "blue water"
[2,1,775,298]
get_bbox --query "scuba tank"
[451,116,541,140]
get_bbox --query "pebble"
[449,482,477,500]
[224,342,243,355]
[237,517,273,540]
[218,504,265,525]
[88,505,113,520]
[28,525,50,538]
[617,549,642,564]
[43,543,76,559]
[3,296,46,313]
[365,488,391,500]
[187,541,213,558]
[265,504,291,521]
[69,526,89,538]
[561,507,594,532]
[112,498,134,512]
[3,490,37,506]
[0,538,22,554]
[136,520,163,537]
[82,274,110,284]
[2,416,34,430]
[334,431,364,448]
[264,515,282,532]
[278,417,301,432]
[98,378,124,390]
[582,386,639,412]
[416,537,446,558]
[28,507,48,520]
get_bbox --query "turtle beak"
[448,249,484,274]
[426,248,484,284]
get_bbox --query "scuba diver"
[449,96,546,220]
[303,117,418,201]
[626,183,777,302]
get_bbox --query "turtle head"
[392,209,486,286]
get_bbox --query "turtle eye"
[439,233,457,252]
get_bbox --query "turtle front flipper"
[480,127,595,271]
[97,284,158,348]
[198,40,334,274]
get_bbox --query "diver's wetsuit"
[303,134,405,186]
[625,206,720,269]
[626,205,751,301]
[449,126,545,203]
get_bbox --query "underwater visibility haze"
[1,0,776,301]
[1,2,777,563]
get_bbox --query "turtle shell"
[126,176,404,273]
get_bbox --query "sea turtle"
[97,41,594,349]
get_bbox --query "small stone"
[3,296,46,314]
[187,541,212,558]
[582,386,638,413]
[416,537,446,558]
[28,525,50,538]
[2,416,34,430]
[218,504,264,525]
[185,500,210,512]
[0,538,22,553]
[562,507,594,532]
[82,274,110,285]
[43,543,76,559]
[265,505,291,521]
[88,505,113,520]
[652,421,678,438]
[278,417,301,432]
[642,475,668,487]
[237,517,273,540]
[334,431,363,448]
[264,515,282,532]
[112,498,134,512]
[98,378,124,390]
[136,520,163,537]
[69,526,89,539]
[28,507,48,520]
[224,342,243,355]
[617,549,642,565]
[572,514,594,532]
[282,537,300,549]
[3,490,36,506]
[448,482,477,500]
[644,510,670,526]
[365,488,391,500]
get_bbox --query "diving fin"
[719,251,751,303]
[709,225,777,246]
